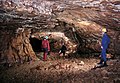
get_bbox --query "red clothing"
[42,39,50,61]
[42,39,50,51]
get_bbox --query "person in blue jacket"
[98,28,110,67]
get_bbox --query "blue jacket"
[101,33,110,49]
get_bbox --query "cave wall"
[110,30,120,55]
[0,28,38,65]
[56,3,120,55]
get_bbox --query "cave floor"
[0,53,120,83]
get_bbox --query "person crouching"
[59,43,67,57]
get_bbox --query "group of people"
[41,36,67,61]
[41,27,110,67]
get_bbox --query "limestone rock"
[0,29,38,65]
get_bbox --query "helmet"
[102,28,107,32]
[45,36,48,39]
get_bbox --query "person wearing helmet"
[42,36,50,61]
[97,28,110,67]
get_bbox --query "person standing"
[42,36,50,61]
[98,28,110,67]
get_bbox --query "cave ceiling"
[0,0,120,31]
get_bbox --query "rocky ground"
[0,53,120,83]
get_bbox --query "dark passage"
[29,37,42,52]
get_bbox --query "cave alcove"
[29,37,42,52]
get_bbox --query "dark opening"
[29,37,42,52]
